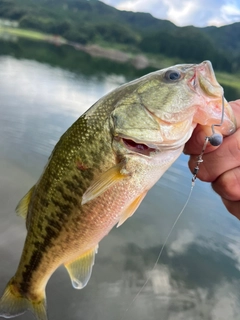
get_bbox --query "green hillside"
[0,0,239,73]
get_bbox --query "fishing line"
[120,94,225,320]
[119,183,194,320]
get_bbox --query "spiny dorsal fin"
[15,185,35,219]
[64,246,99,289]
[117,191,147,227]
[81,163,129,205]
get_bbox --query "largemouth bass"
[0,61,236,320]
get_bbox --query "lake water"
[0,54,240,320]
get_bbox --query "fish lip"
[187,61,236,136]
[188,61,223,98]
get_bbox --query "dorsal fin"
[15,186,35,219]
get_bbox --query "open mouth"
[122,138,157,156]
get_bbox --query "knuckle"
[226,129,240,160]
[222,198,240,219]
[213,168,240,201]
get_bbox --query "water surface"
[0,56,240,320]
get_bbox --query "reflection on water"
[0,39,155,82]
[0,56,125,174]
[0,38,239,101]
[1,56,240,320]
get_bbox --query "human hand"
[184,99,240,219]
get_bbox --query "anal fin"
[64,246,98,289]
[117,191,147,227]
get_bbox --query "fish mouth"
[121,137,158,156]
[189,61,223,97]
[188,61,236,136]
[120,134,188,156]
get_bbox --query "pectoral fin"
[117,191,147,227]
[81,163,128,205]
[64,246,98,289]
[15,186,35,219]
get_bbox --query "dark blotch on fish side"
[56,185,79,206]
[64,180,77,193]
[45,217,62,232]
[20,249,44,295]
[40,198,49,209]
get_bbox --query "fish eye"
[164,69,181,81]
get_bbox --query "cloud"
[226,235,240,271]
[146,266,172,295]
[168,229,195,256]
[220,0,240,23]
[210,282,240,320]
[116,0,168,19]
[101,0,240,27]
[163,0,200,26]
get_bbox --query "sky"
[100,0,240,27]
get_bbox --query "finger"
[229,100,240,128]
[212,167,240,201]
[221,198,240,220]
[184,125,220,155]
[184,99,240,156]
[188,128,240,182]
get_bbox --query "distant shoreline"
[0,25,240,100]
[0,26,150,70]
[67,41,149,69]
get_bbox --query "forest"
[0,0,239,73]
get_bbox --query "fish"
[0,61,236,320]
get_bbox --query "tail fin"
[0,279,48,320]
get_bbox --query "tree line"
[0,0,239,73]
